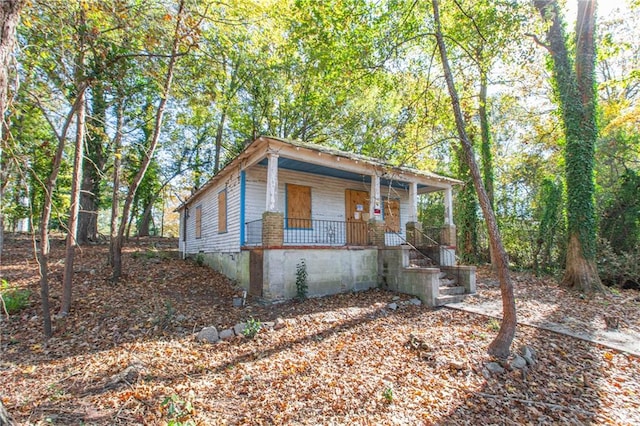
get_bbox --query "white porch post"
[444,187,454,225]
[266,150,279,212]
[408,182,418,223]
[370,174,381,219]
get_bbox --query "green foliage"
[597,238,640,289]
[195,253,205,267]
[1,280,31,314]
[533,178,565,274]
[161,394,195,426]
[487,318,501,332]
[599,169,640,253]
[295,259,308,300]
[382,387,393,404]
[242,317,262,339]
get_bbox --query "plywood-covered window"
[385,199,400,233]
[287,184,312,229]
[195,205,202,239]
[218,190,227,233]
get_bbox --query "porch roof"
[178,136,461,210]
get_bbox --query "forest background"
[1,0,639,291]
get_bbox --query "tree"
[0,1,26,421]
[110,0,192,282]
[432,0,517,358]
[0,0,25,254]
[533,0,604,292]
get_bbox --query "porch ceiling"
[257,157,437,191]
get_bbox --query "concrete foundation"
[261,247,379,301]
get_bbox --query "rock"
[510,355,527,370]
[106,363,144,388]
[409,298,422,306]
[449,360,465,371]
[485,362,505,375]
[262,321,275,329]
[196,326,219,343]
[233,323,247,336]
[387,302,398,311]
[219,328,235,340]
[520,345,536,366]
[481,368,492,379]
[392,296,400,301]
[273,317,286,330]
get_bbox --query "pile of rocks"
[387,296,422,311]
[195,317,285,344]
[483,345,537,377]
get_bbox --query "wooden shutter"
[195,205,202,238]
[218,190,227,233]
[385,199,400,233]
[287,184,311,228]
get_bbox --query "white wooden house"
[177,136,475,305]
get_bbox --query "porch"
[244,217,449,248]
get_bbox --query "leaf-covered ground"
[1,235,638,425]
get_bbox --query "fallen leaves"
[0,235,639,424]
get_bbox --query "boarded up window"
[287,184,312,229]
[218,190,227,233]
[385,199,400,233]
[195,205,202,239]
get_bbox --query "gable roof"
[178,136,460,210]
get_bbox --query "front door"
[345,189,369,245]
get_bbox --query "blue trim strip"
[239,170,246,245]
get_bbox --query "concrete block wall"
[262,247,379,301]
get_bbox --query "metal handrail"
[388,230,438,266]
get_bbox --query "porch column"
[369,174,385,246]
[408,182,418,223]
[406,182,422,246]
[266,150,279,212]
[370,174,382,220]
[442,187,456,247]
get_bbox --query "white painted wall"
[182,166,242,254]
[245,165,410,245]
[181,163,414,256]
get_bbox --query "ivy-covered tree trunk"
[454,141,480,263]
[78,81,108,244]
[534,0,604,292]
[432,0,517,358]
[479,66,494,209]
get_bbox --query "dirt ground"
[1,235,639,425]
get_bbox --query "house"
[177,136,475,306]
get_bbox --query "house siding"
[183,167,242,254]
[244,165,410,245]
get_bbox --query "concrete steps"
[436,273,468,306]
[436,294,467,305]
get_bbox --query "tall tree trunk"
[78,81,108,244]
[137,193,159,237]
[60,89,86,315]
[534,0,603,292]
[479,66,495,265]
[35,85,88,337]
[479,67,494,208]
[109,98,124,266]
[0,0,25,255]
[455,110,480,263]
[432,0,517,358]
[110,0,186,282]
[213,109,227,174]
[60,12,87,315]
